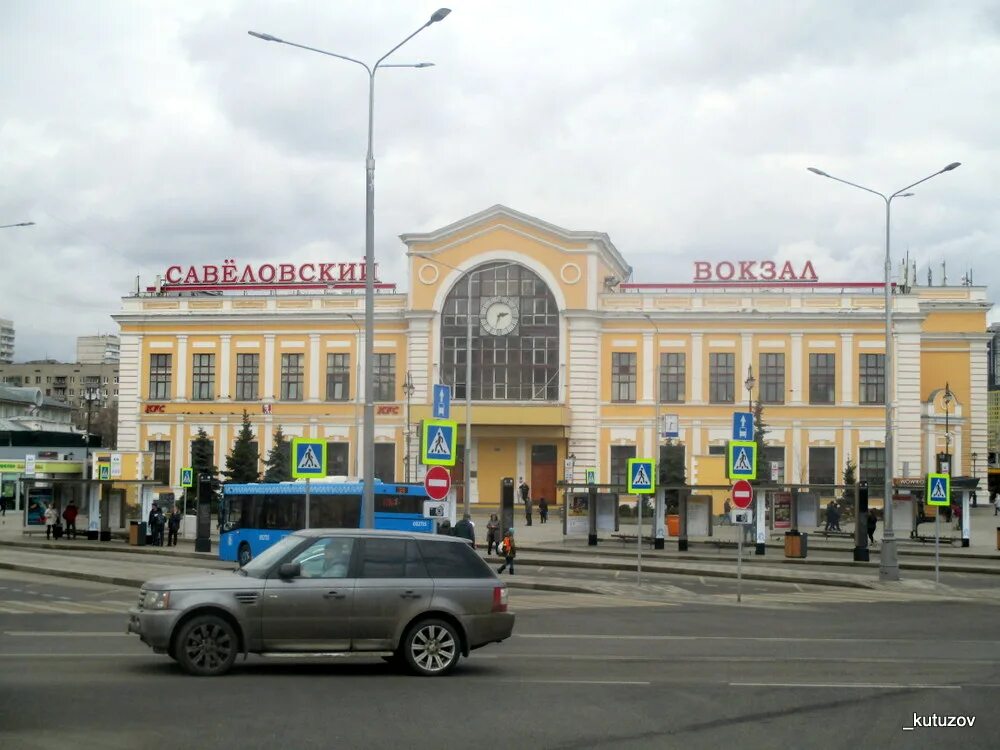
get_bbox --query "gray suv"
[127,529,514,677]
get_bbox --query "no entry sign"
[732,479,753,509]
[424,466,452,501]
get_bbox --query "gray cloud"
[1,0,997,362]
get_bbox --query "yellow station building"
[114,205,992,510]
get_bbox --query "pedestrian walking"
[149,504,165,546]
[825,501,837,532]
[994,491,1000,516]
[61,500,78,540]
[867,510,878,545]
[519,477,532,526]
[454,513,476,548]
[496,528,516,575]
[486,513,500,555]
[538,497,549,524]
[167,505,182,547]
[44,503,59,540]
[437,518,453,536]
[722,498,732,525]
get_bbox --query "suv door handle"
[324,591,347,599]
[400,591,422,599]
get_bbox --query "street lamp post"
[943,382,954,472]
[808,161,961,581]
[249,9,451,528]
[83,386,99,479]
[744,365,755,414]
[404,371,415,482]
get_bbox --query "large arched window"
[440,262,559,401]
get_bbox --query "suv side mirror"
[277,562,301,579]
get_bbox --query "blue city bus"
[220,480,434,565]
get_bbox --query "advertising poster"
[26,487,52,526]
[773,492,792,530]
[567,494,589,534]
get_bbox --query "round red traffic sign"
[424,466,452,501]
[731,479,753,509]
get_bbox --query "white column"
[218,418,229,469]
[173,422,185,479]
[840,334,854,405]
[641,332,654,402]
[791,422,802,483]
[116,332,142,451]
[219,335,231,401]
[790,333,803,405]
[690,333,704,403]
[308,334,321,402]
[175,335,188,400]
[263,335,275,401]
[755,488,766,546]
[842,421,852,474]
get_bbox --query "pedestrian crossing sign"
[627,458,655,495]
[291,438,327,479]
[585,468,596,485]
[421,419,457,467]
[728,440,757,480]
[925,472,950,507]
[180,467,193,488]
[97,463,111,481]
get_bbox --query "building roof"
[0,386,73,411]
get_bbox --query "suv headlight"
[143,590,171,610]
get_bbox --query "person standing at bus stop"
[167,505,182,547]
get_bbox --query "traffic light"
[858,480,869,515]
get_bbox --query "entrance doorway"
[531,445,557,509]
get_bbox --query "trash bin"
[784,530,808,558]
[129,521,147,546]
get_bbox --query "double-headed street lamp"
[807,161,961,581]
[250,8,451,528]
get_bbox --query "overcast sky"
[2,0,997,362]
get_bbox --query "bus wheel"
[238,543,252,567]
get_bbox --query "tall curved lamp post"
[249,9,452,527]
[807,161,961,581]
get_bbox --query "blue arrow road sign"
[732,412,754,441]
[433,384,451,420]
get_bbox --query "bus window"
[310,494,361,529]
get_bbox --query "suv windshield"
[241,534,304,577]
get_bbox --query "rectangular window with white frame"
[191,353,215,401]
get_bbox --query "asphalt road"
[1,570,999,749]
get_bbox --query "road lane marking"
[490,653,1000,665]
[515,634,1000,644]
[730,682,961,690]
[4,631,129,637]
[0,653,147,658]
[494,679,651,686]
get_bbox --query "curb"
[0,561,145,588]
[0,538,216,562]
[512,555,875,589]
